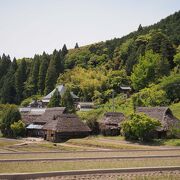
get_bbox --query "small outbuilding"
[100,112,125,136]
[43,114,91,142]
[136,107,180,138]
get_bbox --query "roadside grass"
[151,139,180,146]
[170,102,180,119]
[66,137,153,149]
[0,158,179,173]
[0,139,20,147]
[1,150,180,159]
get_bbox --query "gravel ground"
[33,171,180,180]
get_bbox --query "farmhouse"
[136,107,180,138]
[21,107,90,140]
[100,112,125,136]
[43,114,91,142]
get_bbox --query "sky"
[0,0,180,59]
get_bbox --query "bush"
[121,113,160,141]
[78,109,103,134]
[11,120,26,137]
[0,105,21,137]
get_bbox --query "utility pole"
[112,90,115,112]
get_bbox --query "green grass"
[152,139,180,146]
[170,102,180,119]
[0,158,179,173]
[66,137,152,149]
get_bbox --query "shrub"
[0,105,21,137]
[11,120,26,137]
[121,113,160,141]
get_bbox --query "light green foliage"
[132,85,169,107]
[48,88,61,107]
[122,113,161,141]
[10,120,25,137]
[58,67,108,101]
[20,95,42,107]
[170,102,180,119]
[174,52,180,66]
[0,105,21,137]
[159,73,180,102]
[131,50,170,91]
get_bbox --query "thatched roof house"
[100,112,125,136]
[136,107,180,138]
[43,114,91,142]
[35,107,66,124]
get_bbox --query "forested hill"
[0,11,180,105]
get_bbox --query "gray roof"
[43,114,91,133]
[101,112,125,125]
[35,107,66,124]
[26,124,43,130]
[120,86,131,90]
[136,107,180,131]
[43,85,65,100]
[43,85,79,100]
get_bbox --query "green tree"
[1,59,17,104]
[48,88,61,107]
[0,105,21,137]
[75,43,79,49]
[38,52,50,94]
[24,55,40,97]
[15,59,27,103]
[44,59,57,95]
[62,44,68,57]
[61,88,75,113]
[121,113,160,141]
[174,52,180,66]
[11,120,26,137]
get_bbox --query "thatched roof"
[43,114,91,133]
[21,114,41,125]
[101,112,125,125]
[35,107,66,124]
[136,107,180,131]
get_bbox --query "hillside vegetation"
[0,11,179,111]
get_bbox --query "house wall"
[27,129,44,137]
[45,130,56,141]
[53,131,90,142]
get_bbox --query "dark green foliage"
[75,43,79,49]
[10,120,26,137]
[38,52,50,94]
[61,88,75,113]
[121,113,161,141]
[15,59,27,103]
[44,59,57,95]
[138,24,143,32]
[24,55,40,97]
[48,88,61,107]
[0,60,17,104]
[0,105,21,137]
[62,44,68,57]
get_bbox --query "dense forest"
[0,11,180,107]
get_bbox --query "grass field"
[1,150,180,160]
[0,158,179,173]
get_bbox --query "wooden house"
[43,114,91,142]
[100,112,125,136]
[136,107,180,138]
